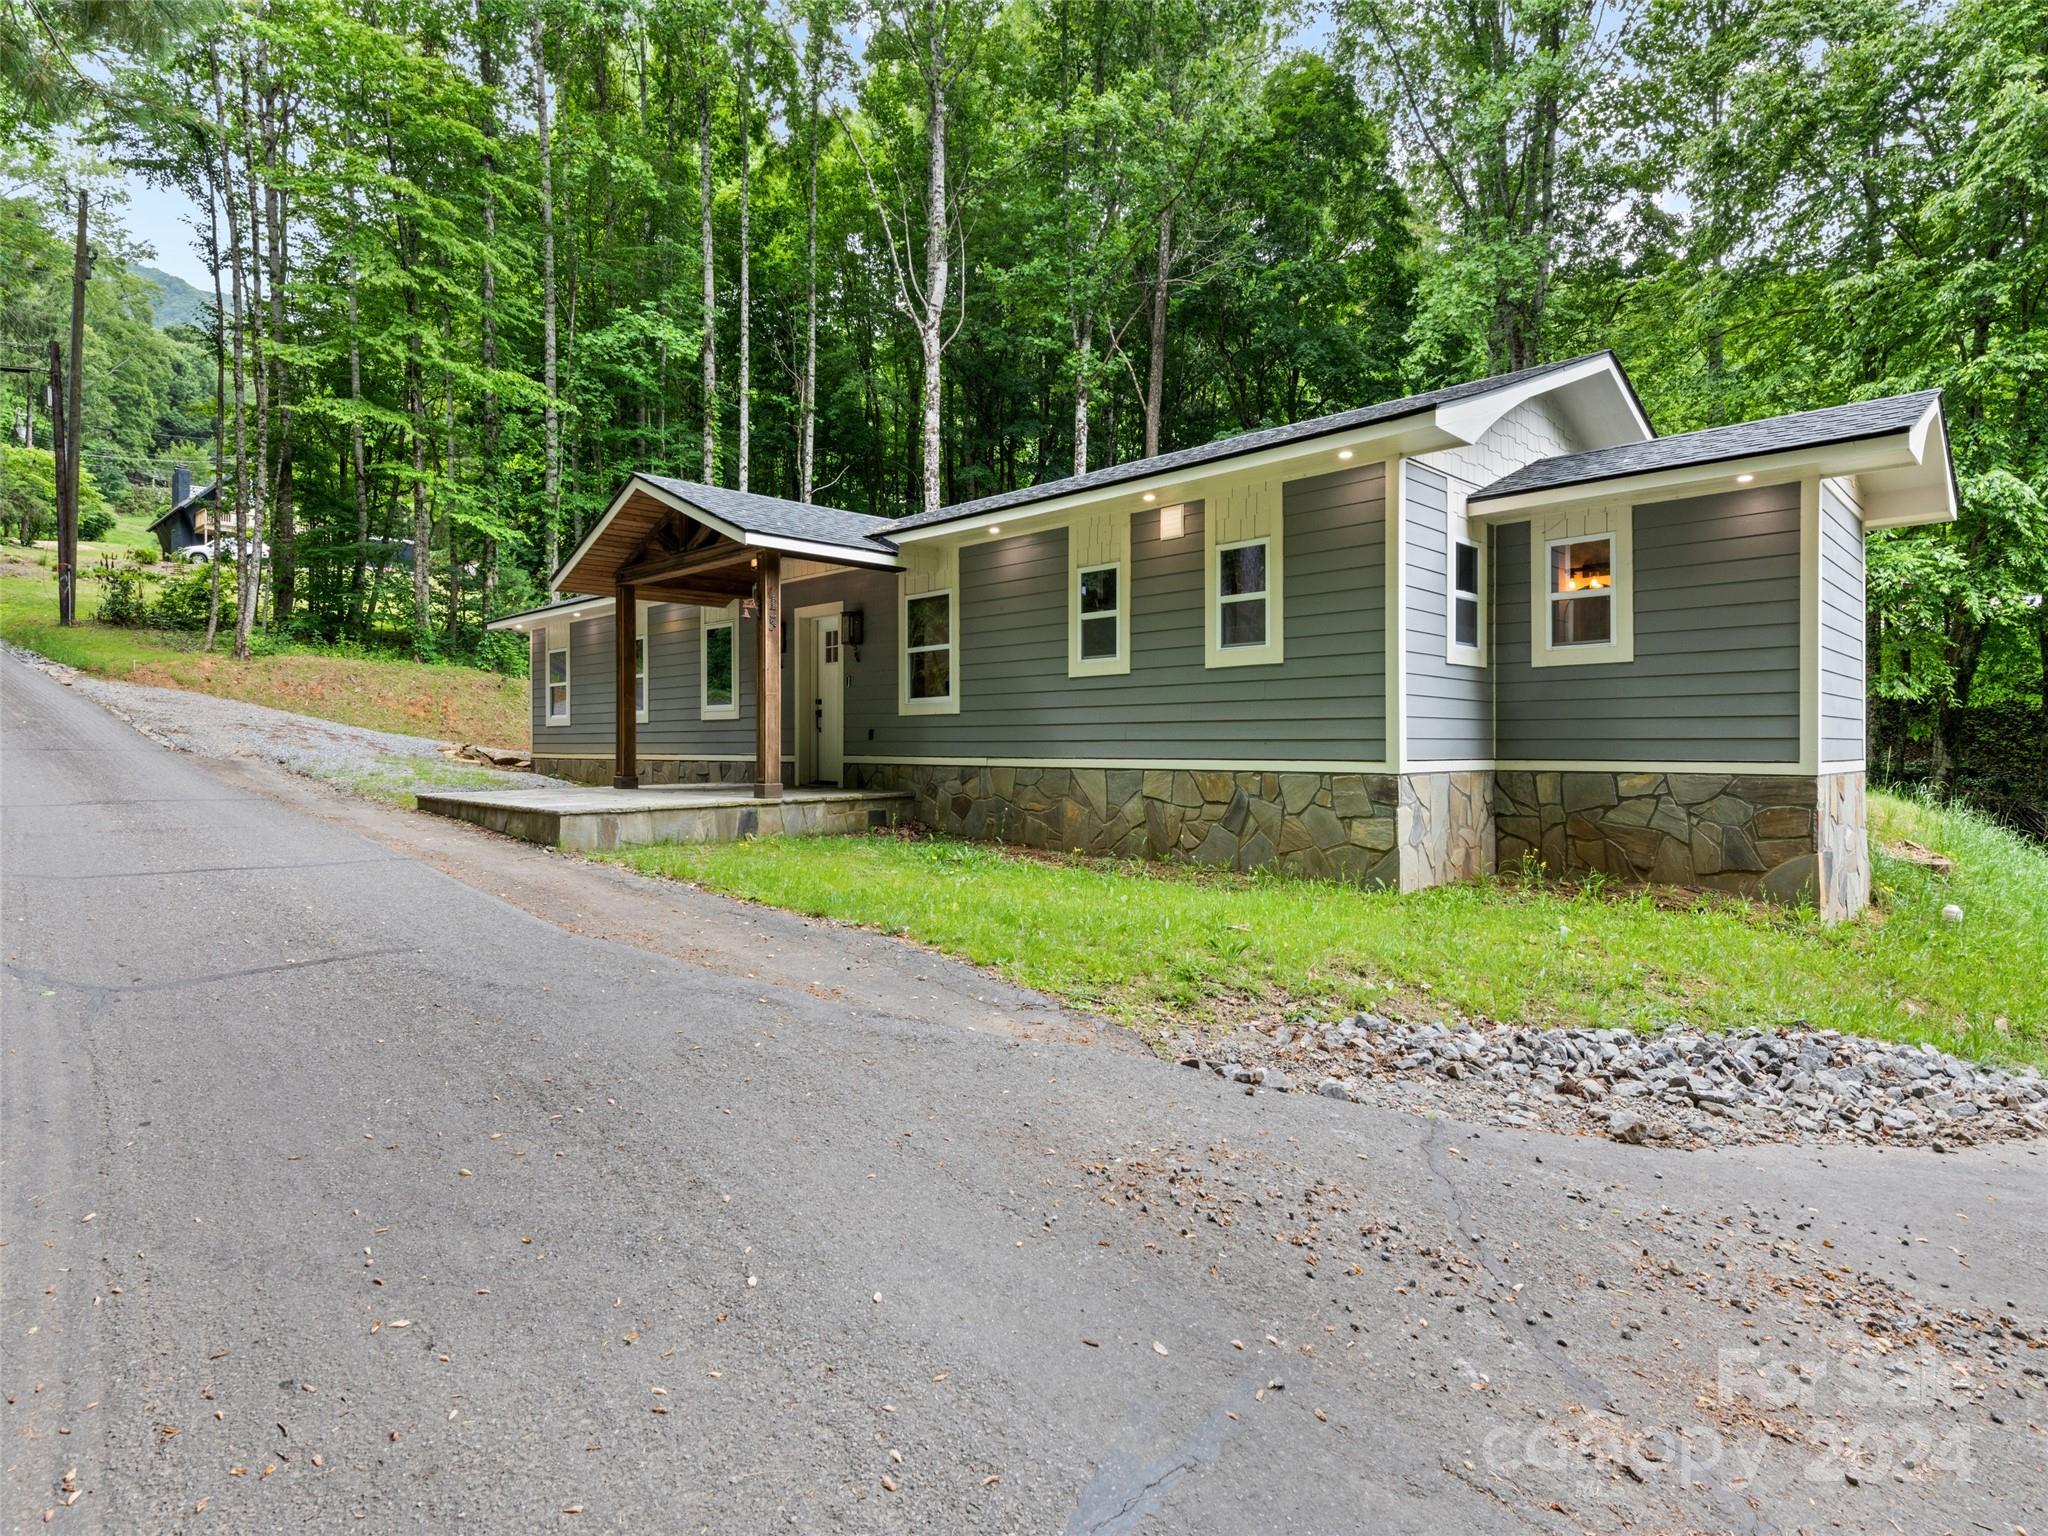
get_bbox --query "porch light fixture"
[842,609,865,650]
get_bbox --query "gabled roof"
[634,475,899,558]
[549,473,901,597]
[147,479,216,532]
[881,352,1651,535]
[1471,392,1945,502]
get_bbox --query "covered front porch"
[536,473,902,798]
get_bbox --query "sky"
[119,175,210,287]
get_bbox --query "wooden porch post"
[753,552,783,800]
[614,582,638,789]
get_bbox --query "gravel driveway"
[4,642,562,800]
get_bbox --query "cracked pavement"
[4,652,2045,1533]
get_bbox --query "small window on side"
[1453,539,1480,649]
[546,643,570,723]
[1078,564,1119,662]
[1217,539,1268,649]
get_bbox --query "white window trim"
[1202,473,1284,668]
[1214,536,1275,658]
[1069,558,1129,678]
[1445,487,1485,669]
[898,585,959,715]
[699,602,739,720]
[543,625,571,726]
[1529,505,1634,668]
[634,601,651,724]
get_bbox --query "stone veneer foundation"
[535,755,758,787]
[845,763,1498,891]
[533,754,1864,915]
[1494,768,1870,918]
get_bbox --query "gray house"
[488,353,1956,918]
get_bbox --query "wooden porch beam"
[753,552,782,801]
[613,583,638,789]
[617,542,755,587]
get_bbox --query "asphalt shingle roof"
[879,353,1632,534]
[638,474,899,556]
[1471,391,1941,501]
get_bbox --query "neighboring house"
[148,467,216,554]
[488,352,1956,918]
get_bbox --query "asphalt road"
[4,651,2044,1534]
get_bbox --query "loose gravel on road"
[1172,1013,2048,1150]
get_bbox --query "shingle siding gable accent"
[1492,485,1802,761]
[1819,480,1866,765]
[1415,395,1574,492]
[1402,462,1492,763]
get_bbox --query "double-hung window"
[903,590,954,706]
[544,630,570,725]
[1528,508,1633,668]
[700,603,738,720]
[634,634,649,722]
[1216,538,1269,649]
[1446,487,1485,668]
[1547,536,1613,647]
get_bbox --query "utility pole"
[59,187,90,627]
[47,341,66,572]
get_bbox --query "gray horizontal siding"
[1819,480,1865,763]
[1493,484,1802,762]
[1402,460,1491,762]
[534,604,762,759]
[863,463,1387,762]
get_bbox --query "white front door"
[812,618,844,785]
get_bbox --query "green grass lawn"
[0,565,529,746]
[607,791,2046,1066]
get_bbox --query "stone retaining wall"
[535,755,757,787]
[1493,769,1837,907]
[848,763,1407,884]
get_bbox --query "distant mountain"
[136,264,212,330]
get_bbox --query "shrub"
[77,507,117,542]
[92,565,152,627]
[150,566,230,631]
[128,542,157,564]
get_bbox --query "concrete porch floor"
[414,782,912,852]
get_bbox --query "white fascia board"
[488,597,616,632]
[888,418,1449,545]
[1466,435,1925,520]
[1432,354,1650,446]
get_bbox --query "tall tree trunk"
[262,83,295,622]
[1144,203,1171,458]
[236,46,270,657]
[204,159,226,652]
[346,269,369,636]
[798,13,822,503]
[736,25,751,493]
[478,12,501,613]
[533,17,561,572]
[1072,309,1092,477]
[917,36,948,515]
[214,42,251,660]
[698,80,718,483]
